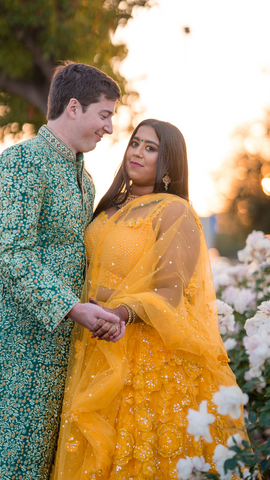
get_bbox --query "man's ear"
[66,98,81,119]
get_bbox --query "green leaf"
[224,458,238,472]
[259,411,270,426]
[260,459,270,471]
[249,411,257,423]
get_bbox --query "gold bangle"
[119,304,136,326]
[131,306,136,325]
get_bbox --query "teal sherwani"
[0,126,95,479]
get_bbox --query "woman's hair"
[94,118,189,218]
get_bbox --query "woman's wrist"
[116,304,136,325]
[115,305,129,324]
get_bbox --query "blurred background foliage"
[214,110,270,257]
[0,0,152,142]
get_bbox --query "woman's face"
[125,125,160,192]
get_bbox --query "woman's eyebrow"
[133,136,159,147]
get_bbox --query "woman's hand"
[90,300,128,342]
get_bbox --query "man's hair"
[47,61,121,120]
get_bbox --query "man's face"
[72,96,116,153]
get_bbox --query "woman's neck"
[130,185,154,196]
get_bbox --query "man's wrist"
[67,302,82,321]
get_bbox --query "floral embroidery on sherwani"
[0,125,95,479]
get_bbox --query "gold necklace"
[114,193,139,209]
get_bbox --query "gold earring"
[162,172,171,191]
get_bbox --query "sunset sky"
[1,0,270,217]
[86,0,270,216]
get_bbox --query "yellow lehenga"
[52,193,244,480]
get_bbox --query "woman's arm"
[151,200,201,307]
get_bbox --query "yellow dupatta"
[53,193,239,480]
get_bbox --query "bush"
[177,231,270,480]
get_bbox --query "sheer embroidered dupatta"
[53,194,236,479]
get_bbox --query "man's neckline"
[38,125,83,162]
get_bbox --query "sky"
[1,0,270,216]
[85,0,270,216]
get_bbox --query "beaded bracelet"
[120,304,136,326]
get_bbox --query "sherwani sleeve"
[0,145,80,332]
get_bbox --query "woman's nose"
[134,146,143,157]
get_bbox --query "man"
[0,62,124,479]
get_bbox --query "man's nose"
[104,118,113,135]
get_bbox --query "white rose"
[177,457,193,479]
[177,456,210,480]
[223,338,237,351]
[213,385,248,419]
[213,444,236,480]
[227,433,243,448]
[191,456,210,473]
[244,367,261,381]
[213,273,231,291]
[247,230,266,248]
[187,400,215,443]
[229,264,249,282]
[221,286,238,306]
[237,245,252,263]
[243,468,259,479]
[217,299,235,334]
[222,286,255,315]
[238,230,270,264]
[258,300,270,316]
[245,315,266,336]
[233,288,255,314]
[243,334,270,371]
[254,377,266,392]
[211,257,232,291]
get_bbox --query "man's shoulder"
[0,134,49,164]
[1,133,45,153]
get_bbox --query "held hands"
[68,300,126,343]
[91,304,128,342]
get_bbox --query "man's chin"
[84,143,97,153]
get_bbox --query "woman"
[53,119,243,479]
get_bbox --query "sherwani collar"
[38,125,83,163]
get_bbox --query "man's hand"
[91,305,128,342]
[68,303,120,338]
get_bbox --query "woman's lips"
[130,161,143,167]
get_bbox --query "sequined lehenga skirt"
[57,323,242,480]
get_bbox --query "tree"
[0,0,152,140]
[215,109,270,247]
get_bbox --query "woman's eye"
[131,141,138,147]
